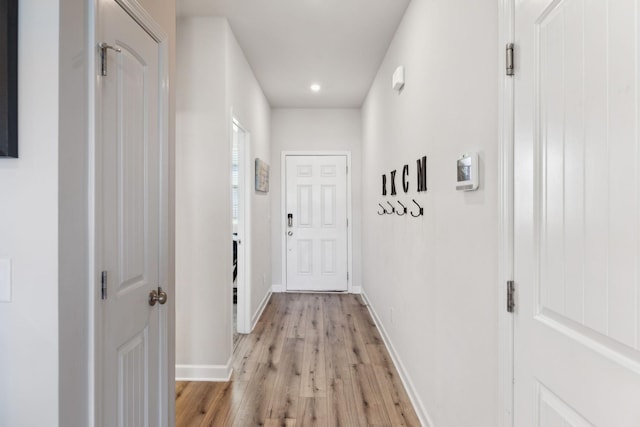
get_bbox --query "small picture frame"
[255,158,270,192]
[0,0,18,158]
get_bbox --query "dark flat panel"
[0,0,18,158]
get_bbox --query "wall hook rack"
[411,199,424,217]
[377,203,387,215]
[396,200,407,216]
[386,201,396,214]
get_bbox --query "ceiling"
[177,0,411,108]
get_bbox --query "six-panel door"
[286,155,348,292]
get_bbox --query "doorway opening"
[232,118,250,345]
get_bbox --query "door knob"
[149,289,168,306]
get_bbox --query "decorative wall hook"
[396,200,407,216]
[411,199,424,217]
[377,203,387,215]
[386,201,396,214]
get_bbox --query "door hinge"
[346,165,349,174]
[506,43,515,76]
[99,43,121,77]
[507,280,515,313]
[347,272,349,281]
[101,271,108,300]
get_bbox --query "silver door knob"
[149,289,168,306]
[287,231,293,236]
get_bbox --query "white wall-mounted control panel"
[456,152,479,191]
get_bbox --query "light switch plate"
[0,259,12,302]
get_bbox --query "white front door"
[100,2,165,425]
[514,0,640,425]
[285,155,348,291]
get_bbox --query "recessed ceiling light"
[310,83,321,93]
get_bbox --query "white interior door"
[285,155,348,291]
[100,2,164,425]
[514,0,640,425]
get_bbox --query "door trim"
[231,114,252,335]
[498,0,515,426]
[89,1,172,426]
[280,151,353,293]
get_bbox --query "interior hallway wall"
[361,0,500,425]
[270,109,362,291]
[176,16,271,379]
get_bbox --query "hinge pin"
[507,280,515,313]
[101,271,108,300]
[506,43,515,76]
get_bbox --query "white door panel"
[286,156,348,291]
[101,2,163,425]
[514,0,640,425]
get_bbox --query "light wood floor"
[176,293,421,426]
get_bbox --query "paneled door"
[514,0,640,425]
[99,2,166,425]
[285,155,348,291]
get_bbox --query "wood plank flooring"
[176,293,421,427]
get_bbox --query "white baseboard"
[251,289,272,331]
[271,283,286,293]
[176,357,233,382]
[361,291,434,427]
[274,284,360,294]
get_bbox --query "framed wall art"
[0,0,18,158]
[255,158,270,193]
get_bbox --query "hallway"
[176,293,420,426]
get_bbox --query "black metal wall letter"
[402,164,409,193]
[382,174,387,196]
[390,170,397,196]
[417,156,427,192]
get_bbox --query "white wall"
[0,1,60,424]
[270,109,362,290]
[361,0,499,426]
[176,17,271,379]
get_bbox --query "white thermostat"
[456,152,479,191]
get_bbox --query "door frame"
[498,0,515,426]
[280,151,353,293]
[89,1,172,426]
[231,114,252,335]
